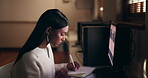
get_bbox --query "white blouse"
[11,43,67,78]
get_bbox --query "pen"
[69,55,75,68]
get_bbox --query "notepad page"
[68,66,96,77]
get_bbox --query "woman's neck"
[39,38,48,48]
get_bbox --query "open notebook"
[68,66,96,77]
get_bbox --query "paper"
[68,66,96,77]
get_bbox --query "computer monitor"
[82,25,110,66]
[76,22,104,45]
[108,23,116,66]
[81,22,132,68]
[108,22,132,69]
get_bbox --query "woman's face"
[50,26,69,47]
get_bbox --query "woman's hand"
[56,68,68,78]
[67,61,80,71]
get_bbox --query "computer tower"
[113,25,132,71]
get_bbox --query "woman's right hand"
[67,61,80,71]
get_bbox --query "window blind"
[129,0,146,13]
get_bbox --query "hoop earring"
[46,35,49,42]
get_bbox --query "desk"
[70,73,95,78]
[68,66,96,78]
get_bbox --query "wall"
[0,23,35,48]
[54,0,92,31]
[0,0,55,48]
[0,0,92,48]
[0,0,55,21]
[103,0,116,23]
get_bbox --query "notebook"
[68,66,96,77]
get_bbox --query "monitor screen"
[108,23,116,66]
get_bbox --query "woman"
[11,9,80,78]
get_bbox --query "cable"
[129,29,136,63]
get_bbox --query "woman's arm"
[20,53,41,78]
[55,63,68,71]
